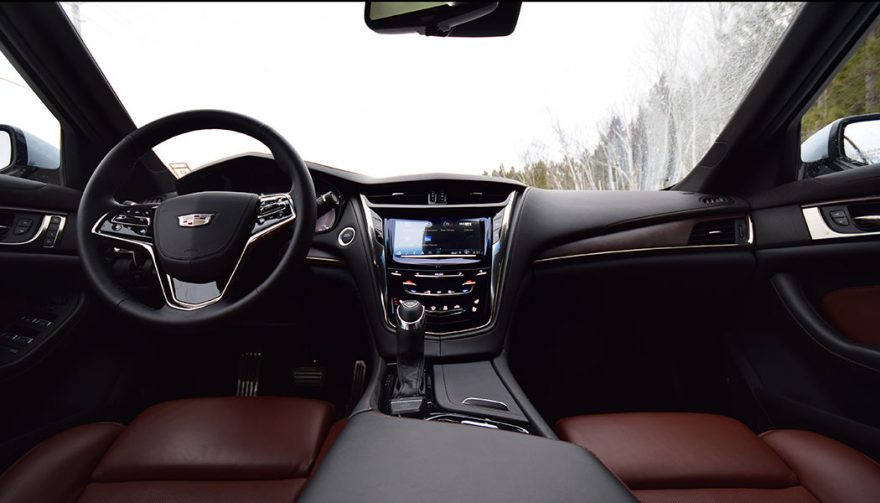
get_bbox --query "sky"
[53,2,662,178]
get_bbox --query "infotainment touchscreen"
[388,218,488,259]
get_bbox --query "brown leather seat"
[556,412,880,503]
[0,397,343,503]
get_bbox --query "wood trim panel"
[534,214,749,263]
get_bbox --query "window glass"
[800,23,880,178]
[65,2,798,189]
[0,51,62,184]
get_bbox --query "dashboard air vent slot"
[364,191,509,205]
[688,218,748,246]
[699,195,733,205]
[142,195,166,205]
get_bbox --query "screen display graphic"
[390,218,486,258]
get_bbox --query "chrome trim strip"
[307,255,344,265]
[360,194,392,328]
[533,215,754,264]
[461,420,499,429]
[424,413,529,434]
[92,193,296,311]
[462,397,509,410]
[801,206,880,240]
[0,215,51,246]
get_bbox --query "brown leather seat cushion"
[0,397,338,503]
[556,412,880,503]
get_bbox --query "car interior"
[1,2,880,502]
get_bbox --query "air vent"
[699,195,733,205]
[141,195,166,205]
[688,218,749,246]
[364,191,509,205]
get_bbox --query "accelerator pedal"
[236,352,262,397]
[346,359,367,414]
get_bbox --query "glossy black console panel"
[300,411,636,503]
[387,266,491,333]
[432,360,527,424]
[380,359,534,436]
[361,193,516,337]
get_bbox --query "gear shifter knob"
[391,300,426,413]
[397,299,426,331]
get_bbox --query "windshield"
[62,2,800,189]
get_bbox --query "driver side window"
[0,50,62,185]
[800,22,880,179]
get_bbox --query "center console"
[360,191,516,336]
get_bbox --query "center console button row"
[414,272,463,278]
[405,286,474,296]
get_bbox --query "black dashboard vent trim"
[699,195,733,206]
[364,191,509,205]
[141,195,166,205]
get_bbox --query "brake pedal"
[346,360,367,414]
[236,352,262,397]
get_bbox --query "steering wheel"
[76,110,316,327]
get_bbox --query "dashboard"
[162,153,757,359]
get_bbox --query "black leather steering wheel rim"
[77,110,316,327]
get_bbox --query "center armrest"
[299,411,636,503]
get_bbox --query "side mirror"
[0,125,60,183]
[364,1,519,37]
[801,113,880,178]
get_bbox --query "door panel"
[743,195,880,460]
[770,273,880,372]
[819,286,880,346]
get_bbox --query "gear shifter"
[390,300,426,415]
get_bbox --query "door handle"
[853,215,880,229]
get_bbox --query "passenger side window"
[800,22,880,179]
[0,51,62,185]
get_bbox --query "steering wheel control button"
[253,194,295,234]
[338,227,356,247]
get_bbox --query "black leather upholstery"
[300,411,636,503]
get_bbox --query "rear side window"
[800,23,880,179]
[0,51,62,185]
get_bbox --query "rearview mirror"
[800,113,880,178]
[364,1,519,37]
[0,125,60,183]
